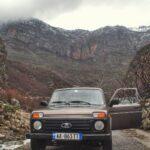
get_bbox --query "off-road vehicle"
[26,87,142,150]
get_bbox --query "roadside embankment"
[0,101,29,143]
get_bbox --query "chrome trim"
[111,111,142,115]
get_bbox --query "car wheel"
[103,135,112,150]
[31,139,46,150]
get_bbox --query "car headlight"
[33,121,42,130]
[32,112,44,119]
[93,112,107,119]
[94,121,104,131]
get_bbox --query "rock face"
[0,19,150,61]
[126,44,150,130]
[126,44,150,98]
[0,20,149,59]
[0,38,7,87]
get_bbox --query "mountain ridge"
[0,18,150,97]
[0,18,149,59]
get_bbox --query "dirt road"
[1,130,149,149]
[22,130,149,150]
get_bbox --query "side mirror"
[40,101,48,106]
[109,99,120,107]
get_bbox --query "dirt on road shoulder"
[122,129,150,149]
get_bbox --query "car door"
[109,88,142,130]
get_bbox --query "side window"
[110,88,141,107]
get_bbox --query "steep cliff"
[126,44,150,98]
[0,38,7,87]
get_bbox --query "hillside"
[0,38,7,87]
[0,38,30,142]
[0,18,150,97]
[7,60,71,96]
[126,44,150,98]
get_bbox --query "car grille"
[43,119,93,133]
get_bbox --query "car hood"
[32,105,107,118]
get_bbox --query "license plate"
[52,133,82,140]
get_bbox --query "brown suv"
[26,87,142,150]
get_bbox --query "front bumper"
[26,133,111,141]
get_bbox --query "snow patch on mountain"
[130,26,150,32]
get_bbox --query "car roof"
[54,87,103,92]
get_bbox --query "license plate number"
[52,133,82,140]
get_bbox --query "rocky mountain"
[0,18,150,98]
[0,19,149,61]
[126,44,150,98]
[0,38,7,87]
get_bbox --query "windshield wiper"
[50,101,69,105]
[68,100,91,105]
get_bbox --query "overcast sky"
[0,0,150,30]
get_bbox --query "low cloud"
[0,0,149,22]
[85,0,150,6]
[0,0,149,29]
[0,0,81,22]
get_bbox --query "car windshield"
[49,89,105,106]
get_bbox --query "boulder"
[10,98,20,107]
[0,134,5,140]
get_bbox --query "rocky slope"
[0,36,71,110]
[126,44,150,98]
[126,44,150,130]
[0,38,30,142]
[0,18,150,98]
[0,101,29,142]
[0,38,7,87]
[0,19,149,61]
[7,60,71,97]
[142,98,150,130]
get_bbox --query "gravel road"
[23,130,149,150]
[0,130,150,150]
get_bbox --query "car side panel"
[110,104,142,130]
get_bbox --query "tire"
[103,135,112,150]
[31,139,46,150]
